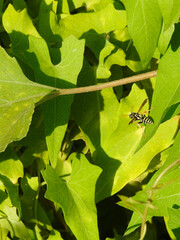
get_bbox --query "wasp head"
[129,112,136,119]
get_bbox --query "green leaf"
[122,0,162,66]
[58,3,126,37]
[52,3,126,56]
[0,46,52,152]
[96,39,115,78]
[72,69,178,201]
[158,0,180,30]
[38,0,62,44]
[139,24,180,148]
[20,175,39,222]
[3,4,40,48]
[51,3,126,79]
[123,131,180,235]
[167,208,180,239]
[3,5,85,167]
[13,0,27,11]
[21,174,52,230]
[68,0,115,11]
[111,117,178,196]
[158,24,174,54]
[0,205,31,240]
[125,43,144,72]
[0,147,23,184]
[1,1,179,237]
[35,35,84,168]
[95,93,178,201]
[0,173,21,218]
[0,0,3,13]
[42,155,102,240]
[96,40,126,79]
[72,60,120,153]
[47,229,63,240]
[19,107,48,167]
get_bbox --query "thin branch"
[48,70,157,97]
[140,158,180,240]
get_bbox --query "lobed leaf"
[51,2,127,76]
[42,154,102,240]
[0,46,52,152]
[73,71,178,201]
[3,5,85,167]
[0,205,31,239]
[55,3,127,41]
[123,131,180,235]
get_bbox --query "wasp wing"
[137,98,148,113]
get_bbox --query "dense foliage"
[0,0,179,239]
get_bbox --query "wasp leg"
[136,122,146,137]
[136,122,143,128]
[129,118,135,125]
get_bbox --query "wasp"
[122,99,154,127]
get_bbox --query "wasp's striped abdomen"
[129,112,153,125]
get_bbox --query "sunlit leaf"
[72,62,178,201]
[42,154,102,240]
[139,24,180,148]
[0,46,52,152]
[0,147,23,183]
[158,0,180,30]
[122,0,162,66]
[122,131,180,235]
[3,5,85,167]
[0,206,31,239]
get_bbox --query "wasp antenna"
[149,105,156,111]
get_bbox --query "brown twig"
[53,70,157,96]
[140,158,180,240]
[38,70,157,108]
